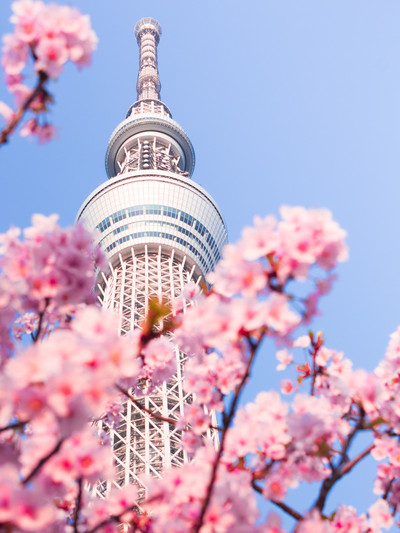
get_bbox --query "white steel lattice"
[95,245,211,500]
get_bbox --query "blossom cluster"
[174,206,348,431]
[227,327,400,529]
[0,0,97,142]
[0,215,179,531]
[0,214,102,356]
[143,445,262,533]
[2,208,400,532]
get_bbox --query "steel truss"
[95,245,212,499]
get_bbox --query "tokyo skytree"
[77,18,227,498]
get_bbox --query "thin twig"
[338,443,374,477]
[22,438,63,485]
[73,478,83,533]
[272,500,303,522]
[383,478,394,501]
[0,71,49,146]
[86,506,137,533]
[87,496,158,533]
[31,298,50,343]
[0,419,28,433]
[252,480,303,521]
[338,407,366,468]
[191,337,261,533]
[313,408,371,513]
[310,347,318,396]
[116,384,178,425]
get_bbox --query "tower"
[77,18,227,498]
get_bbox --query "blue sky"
[1,0,400,523]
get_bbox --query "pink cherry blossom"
[0,215,104,317]
[1,208,399,531]
[278,206,348,275]
[330,505,368,532]
[368,499,393,530]
[225,391,290,463]
[143,337,175,385]
[145,446,260,532]
[208,244,267,298]
[260,512,285,533]
[1,1,97,144]
[239,214,277,261]
[259,293,300,335]
[13,490,57,531]
[11,0,44,42]
[35,36,69,77]
[280,379,293,394]
[34,122,57,143]
[2,33,27,75]
[297,511,334,532]
[276,349,293,371]
[43,427,114,485]
[0,101,15,126]
[293,334,311,348]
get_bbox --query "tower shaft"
[77,18,227,498]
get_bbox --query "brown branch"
[32,299,50,343]
[0,70,49,146]
[73,478,83,533]
[252,480,303,521]
[191,337,261,533]
[383,479,394,502]
[338,443,374,477]
[116,384,178,425]
[0,419,28,433]
[22,438,63,485]
[310,344,318,397]
[313,435,373,512]
[87,496,158,533]
[339,406,366,466]
[86,505,137,533]
[272,500,303,522]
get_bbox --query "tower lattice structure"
[77,18,227,498]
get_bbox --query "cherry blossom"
[0,0,97,144]
[0,214,104,329]
[3,207,400,532]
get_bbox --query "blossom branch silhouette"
[192,336,261,533]
[0,70,48,145]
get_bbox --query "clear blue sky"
[1,0,400,523]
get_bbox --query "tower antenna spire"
[134,18,162,102]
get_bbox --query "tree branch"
[0,419,28,433]
[116,384,178,425]
[272,500,303,522]
[73,478,83,533]
[310,336,322,396]
[32,299,50,343]
[0,71,49,146]
[313,417,372,514]
[86,497,158,533]
[22,438,63,485]
[338,443,374,477]
[191,337,261,533]
[86,506,137,533]
[251,480,303,521]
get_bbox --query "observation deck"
[77,169,227,279]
